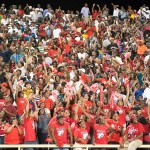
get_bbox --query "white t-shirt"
[1,18,9,26]
[113,8,119,17]
[53,28,61,39]
[81,7,90,17]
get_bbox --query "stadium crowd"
[0,2,150,150]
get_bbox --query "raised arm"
[33,100,38,119]
[92,3,95,13]
[124,84,130,106]
[97,4,101,12]
[25,99,29,118]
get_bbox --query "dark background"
[1,0,150,12]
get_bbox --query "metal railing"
[0,144,150,150]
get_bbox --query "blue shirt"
[135,88,144,100]
[10,53,24,64]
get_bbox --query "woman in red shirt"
[4,117,23,144]
[16,90,27,117]
[74,120,90,145]
[93,116,110,145]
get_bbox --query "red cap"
[1,82,8,87]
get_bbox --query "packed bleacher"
[0,2,150,150]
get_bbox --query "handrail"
[0,144,150,150]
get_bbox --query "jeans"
[0,136,4,144]
[24,141,38,150]
[37,132,48,144]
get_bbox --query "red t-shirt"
[17,98,27,116]
[74,127,89,144]
[39,24,46,37]
[94,124,109,144]
[64,117,74,125]
[113,105,126,125]
[71,121,90,134]
[4,124,23,144]
[44,98,53,110]
[113,105,130,125]
[48,116,57,126]
[92,12,100,20]
[1,104,17,120]
[48,49,58,57]
[24,117,36,142]
[107,119,123,143]
[126,122,145,141]
[51,121,70,144]
[101,104,110,117]
[17,9,24,17]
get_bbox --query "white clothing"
[53,28,61,39]
[113,8,119,17]
[143,87,150,102]
[81,7,90,17]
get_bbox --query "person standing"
[111,3,120,18]
[24,99,38,150]
[93,117,110,147]
[51,115,73,150]
[4,117,23,145]
[81,3,90,23]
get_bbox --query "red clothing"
[0,99,6,106]
[48,116,57,126]
[113,105,130,125]
[107,119,123,143]
[4,124,23,144]
[39,24,46,37]
[101,104,110,117]
[113,105,126,125]
[74,127,89,144]
[93,124,109,144]
[48,49,58,57]
[17,9,24,17]
[92,12,100,20]
[71,121,90,134]
[24,117,36,142]
[44,98,53,110]
[126,122,145,141]
[0,99,6,110]
[51,121,70,144]
[17,98,27,116]
[64,117,74,125]
[0,104,17,120]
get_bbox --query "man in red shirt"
[51,115,73,149]
[120,114,145,150]
[93,117,110,144]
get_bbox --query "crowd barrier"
[0,144,150,150]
